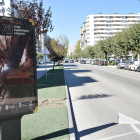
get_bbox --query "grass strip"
[21,63,69,140]
[21,107,69,140]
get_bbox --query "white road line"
[130,123,140,135]
[122,89,131,94]
[96,131,135,140]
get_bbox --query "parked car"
[74,60,78,62]
[124,61,132,70]
[64,60,69,63]
[137,65,140,72]
[80,60,86,64]
[130,61,140,71]
[85,60,91,64]
[117,61,127,69]
[91,60,99,65]
[98,61,108,66]
[116,59,120,64]
[69,59,74,63]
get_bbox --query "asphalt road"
[64,62,140,140]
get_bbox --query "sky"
[41,0,140,47]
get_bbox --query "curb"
[63,65,76,140]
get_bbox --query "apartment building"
[67,44,75,56]
[0,0,15,16]
[80,13,140,51]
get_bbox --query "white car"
[86,60,91,64]
[130,61,140,71]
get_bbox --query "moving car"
[117,61,127,69]
[80,60,86,64]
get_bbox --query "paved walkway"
[37,63,54,80]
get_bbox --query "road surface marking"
[118,113,140,136]
[122,90,131,94]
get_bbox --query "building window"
[0,9,2,13]
[87,33,90,35]
[94,41,97,44]
[110,16,112,18]
[87,25,90,27]
[94,29,97,31]
[94,37,97,39]
[110,32,113,35]
[94,16,96,19]
[94,20,97,23]
[87,41,90,43]
[94,24,97,27]
[94,33,97,35]
[106,24,109,27]
[106,21,109,23]
[107,33,109,35]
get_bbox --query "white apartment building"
[67,44,75,56]
[80,13,140,51]
[0,0,15,16]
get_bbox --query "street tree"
[75,40,81,53]
[45,38,63,73]
[10,0,53,42]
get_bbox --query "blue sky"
[42,0,140,47]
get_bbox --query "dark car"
[98,61,108,66]
[64,60,69,63]
[80,60,86,64]
[69,60,74,63]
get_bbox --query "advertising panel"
[0,17,37,119]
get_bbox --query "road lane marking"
[122,90,131,94]
[118,113,140,136]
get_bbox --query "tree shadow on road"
[79,122,117,138]
[77,94,116,100]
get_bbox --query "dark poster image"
[0,17,37,118]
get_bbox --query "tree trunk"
[52,60,55,73]
[137,53,139,61]
[114,55,116,65]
